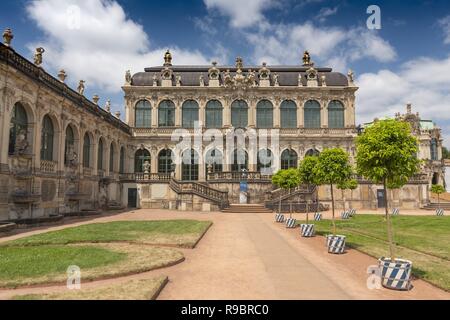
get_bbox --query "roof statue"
[302,50,312,66]
[164,50,172,66]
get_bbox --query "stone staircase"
[222,204,273,213]
[169,179,229,209]
[423,202,450,210]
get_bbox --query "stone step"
[222,204,273,213]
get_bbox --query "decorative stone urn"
[378,257,412,291]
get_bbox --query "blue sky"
[2,0,450,145]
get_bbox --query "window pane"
[135,149,151,173]
[83,134,90,168]
[182,149,199,181]
[206,100,223,128]
[159,100,175,127]
[182,100,199,128]
[120,148,125,174]
[257,149,273,173]
[135,100,151,128]
[158,149,173,173]
[304,100,321,128]
[9,103,28,155]
[328,100,344,129]
[40,115,54,161]
[231,100,248,128]
[98,139,104,170]
[281,100,297,128]
[109,144,115,172]
[281,149,298,170]
[256,100,273,128]
[65,126,75,165]
[231,149,248,172]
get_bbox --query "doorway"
[128,188,138,208]
[377,189,386,208]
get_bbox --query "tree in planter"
[272,168,300,217]
[356,119,419,290]
[314,148,353,236]
[298,155,320,224]
[337,178,358,214]
[431,184,445,209]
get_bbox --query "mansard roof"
[132,65,349,87]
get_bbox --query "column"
[321,100,328,128]
[296,98,304,128]
[151,149,158,174]
[274,100,280,128]
[223,100,231,128]
[151,103,158,128]
[175,101,182,127]
[199,99,206,128]
[248,99,256,128]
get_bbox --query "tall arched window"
[305,149,320,157]
[231,149,248,172]
[431,138,439,161]
[98,139,104,170]
[231,100,248,128]
[205,148,223,174]
[65,125,75,165]
[182,149,199,181]
[40,115,54,161]
[304,100,321,128]
[109,143,115,173]
[135,148,151,173]
[158,149,173,174]
[205,100,223,128]
[83,133,91,168]
[158,100,175,127]
[257,149,273,173]
[119,147,125,174]
[281,149,298,170]
[9,102,28,155]
[182,100,199,128]
[328,100,345,128]
[256,100,274,128]
[135,100,151,128]
[281,100,297,128]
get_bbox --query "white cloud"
[439,15,450,44]
[26,0,210,94]
[315,6,338,23]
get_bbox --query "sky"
[2,0,450,146]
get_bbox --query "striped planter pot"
[275,213,285,223]
[286,218,297,228]
[378,258,412,291]
[349,209,356,217]
[326,235,346,254]
[436,208,444,216]
[300,224,315,237]
[341,211,350,219]
[391,208,400,216]
[314,213,322,221]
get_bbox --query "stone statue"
[105,100,111,113]
[143,160,151,174]
[223,69,232,86]
[273,73,279,86]
[302,50,311,66]
[164,50,172,66]
[3,28,13,47]
[247,69,257,87]
[34,47,45,66]
[77,80,85,95]
[176,73,182,86]
[199,74,205,87]
[235,57,243,70]
[15,129,29,155]
[58,69,67,83]
[347,69,354,84]
[321,75,326,86]
[298,73,303,86]
[125,70,132,85]
[153,74,158,86]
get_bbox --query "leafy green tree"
[314,148,353,235]
[356,119,420,259]
[337,178,358,212]
[431,184,446,209]
[442,147,450,160]
[298,156,320,224]
[272,168,300,217]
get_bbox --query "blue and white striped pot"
[314,213,322,221]
[378,257,412,291]
[436,208,444,216]
[300,224,315,237]
[275,213,285,223]
[341,211,350,219]
[286,218,297,228]
[326,235,346,254]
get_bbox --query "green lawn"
[5,220,212,248]
[303,214,450,291]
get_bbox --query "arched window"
[135,148,151,173]
[109,143,115,173]
[231,100,248,128]
[158,149,173,174]
[205,100,223,128]
[431,138,439,161]
[182,100,199,128]
[304,100,321,128]
[182,149,199,181]
[256,100,273,128]
[9,102,28,155]
[135,100,151,128]
[205,148,223,174]
[281,149,298,170]
[305,149,320,157]
[98,139,104,170]
[158,100,175,127]
[40,115,54,161]
[328,100,345,128]
[281,100,297,128]
[65,125,75,165]
[119,147,125,174]
[231,149,248,172]
[83,133,91,168]
[257,149,273,173]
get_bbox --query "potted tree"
[431,184,445,215]
[356,119,419,290]
[315,148,353,254]
[337,178,358,218]
[298,155,320,237]
[272,168,300,228]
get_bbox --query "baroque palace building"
[0,29,445,222]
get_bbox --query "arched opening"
[257,149,273,173]
[304,100,321,128]
[182,100,199,128]
[158,149,173,174]
[305,148,320,157]
[158,100,175,127]
[281,100,297,128]
[430,138,438,161]
[109,143,115,173]
[205,100,223,128]
[432,173,439,185]
[231,100,248,128]
[181,149,199,181]
[82,133,91,168]
[119,147,125,174]
[135,100,152,128]
[64,125,76,166]
[8,102,28,155]
[135,148,151,173]
[205,148,223,175]
[281,149,298,169]
[97,138,105,170]
[328,100,345,128]
[231,149,249,172]
[256,100,273,128]
[40,115,54,161]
